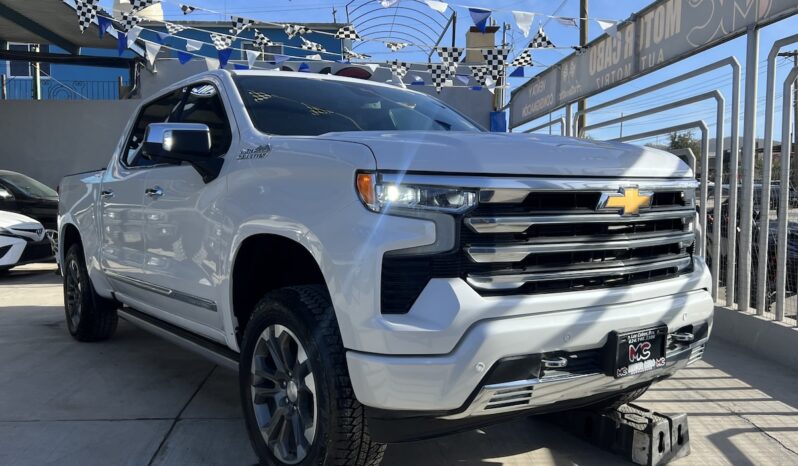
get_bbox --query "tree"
[668,131,702,159]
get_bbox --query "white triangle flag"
[205,57,220,70]
[512,11,534,37]
[424,1,448,13]
[380,0,399,7]
[596,19,617,31]
[364,64,379,72]
[246,49,260,68]
[145,41,162,66]
[126,26,143,44]
[185,39,202,52]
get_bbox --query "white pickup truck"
[58,70,712,466]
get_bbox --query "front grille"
[19,241,53,263]
[380,181,697,314]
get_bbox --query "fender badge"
[237,144,271,160]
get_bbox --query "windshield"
[234,75,483,136]
[0,171,57,199]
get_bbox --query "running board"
[118,307,239,371]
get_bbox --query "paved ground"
[1,263,797,466]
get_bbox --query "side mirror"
[142,123,223,183]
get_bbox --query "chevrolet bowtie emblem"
[597,187,653,216]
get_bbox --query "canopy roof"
[0,0,119,54]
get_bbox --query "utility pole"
[778,51,798,186]
[577,0,588,134]
[495,22,510,112]
[31,44,41,101]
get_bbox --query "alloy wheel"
[250,324,317,464]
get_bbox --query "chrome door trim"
[106,270,217,312]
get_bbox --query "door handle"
[145,186,164,199]
[100,189,114,200]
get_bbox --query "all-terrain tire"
[239,285,386,466]
[63,243,118,342]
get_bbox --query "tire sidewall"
[239,291,334,466]
[63,245,89,336]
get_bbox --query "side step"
[544,403,690,465]
[119,307,239,371]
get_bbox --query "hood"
[322,131,692,178]
[0,211,44,241]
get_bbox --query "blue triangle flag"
[471,86,483,91]
[178,51,193,64]
[98,16,112,39]
[298,62,311,72]
[509,67,525,77]
[410,80,425,86]
[234,64,249,70]
[218,48,233,68]
[155,32,170,44]
[469,8,491,33]
[273,54,290,64]
[117,33,127,56]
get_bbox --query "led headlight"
[356,172,477,213]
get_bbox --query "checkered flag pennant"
[572,45,587,55]
[74,0,99,33]
[300,37,326,53]
[335,25,360,41]
[386,42,409,52]
[164,22,187,35]
[119,12,142,32]
[343,48,370,60]
[231,16,255,36]
[284,24,311,39]
[179,4,196,15]
[436,46,463,75]
[390,60,409,79]
[470,65,490,86]
[130,0,157,12]
[482,47,509,81]
[510,50,533,67]
[210,33,233,51]
[253,29,273,48]
[427,63,451,93]
[530,27,555,48]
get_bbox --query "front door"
[142,82,234,337]
[100,88,183,304]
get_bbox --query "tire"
[63,243,118,342]
[585,384,651,411]
[239,285,386,466]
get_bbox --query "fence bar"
[0,74,5,100]
[726,59,742,308]
[755,33,798,314]
[776,67,798,322]
[738,26,760,312]
[564,104,573,137]
[523,117,566,135]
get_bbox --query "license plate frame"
[610,325,668,378]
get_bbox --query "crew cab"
[58,70,713,466]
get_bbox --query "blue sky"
[99,0,798,144]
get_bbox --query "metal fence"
[0,76,124,100]
[519,31,798,329]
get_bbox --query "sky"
[98,0,798,145]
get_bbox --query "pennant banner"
[246,49,260,67]
[165,22,186,35]
[131,0,156,12]
[218,48,233,68]
[386,42,408,52]
[74,0,100,33]
[119,12,142,33]
[253,29,273,48]
[512,11,533,37]
[284,24,311,39]
[231,16,255,36]
[97,15,113,38]
[468,8,491,33]
[335,25,360,40]
[380,0,400,6]
[300,37,326,53]
[210,33,233,51]
[145,41,161,66]
[529,27,555,48]
[390,60,409,79]
[510,50,533,67]
[427,63,451,93]
[179,4,196,15]
[424,1,448,13]
[343,48,370,60]
[436,46,463,76]
[178,51,193,64]
[205,56,220,70]
[555,17,578,28]
[185,38,202,52]
[482,47,509,82]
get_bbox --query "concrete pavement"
[1,264,796,465]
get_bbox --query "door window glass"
[123,89,183,167]
[179,84,232,157]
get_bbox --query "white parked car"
[58,70,713,466]
[0,210,52,274]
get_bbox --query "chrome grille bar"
[466,256,692,291]
[466,232,695,263]
[465,209,695,234]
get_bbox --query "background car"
[0,170,58,231]
[0,211,53,275]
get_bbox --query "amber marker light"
[356,172,378,212]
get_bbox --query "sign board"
[510,0,798,129]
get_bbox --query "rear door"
[140,82,235,337]
[100,89,183,304]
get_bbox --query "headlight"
[356,172,477,213]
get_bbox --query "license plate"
[611,326,667,378]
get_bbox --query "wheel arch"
[230,232,329,343]
[60,222,82,270]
